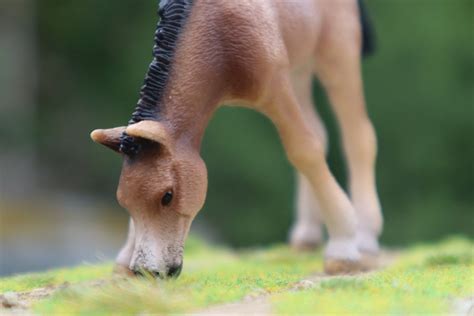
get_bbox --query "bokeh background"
[1,0,473,276]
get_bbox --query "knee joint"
[287,137,325,170]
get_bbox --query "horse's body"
[92,0,382,277]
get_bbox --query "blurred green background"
[0,0,473,275]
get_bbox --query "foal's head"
[90,0,207,278]
[91,121,207,278]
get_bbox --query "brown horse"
[91,0,382,277]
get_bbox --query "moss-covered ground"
[1,236,472,315]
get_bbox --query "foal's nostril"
[132,264,182,279]
[133,269,161,279]
[167,263,183,278]
[151,271,161,278]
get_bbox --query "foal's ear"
[90,126,126,153]
[125,120,173,150]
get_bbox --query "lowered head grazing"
[91,0,201,278]
[91,120,207,278]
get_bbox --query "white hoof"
[324,258,366,275]
[290,223,323,250]
[356,230,380,254]
[324,237,361,261]
[324,237,365,275]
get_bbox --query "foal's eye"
[161,191,173,206]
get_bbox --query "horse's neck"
[161,56,225,150]
[159,3,230,151]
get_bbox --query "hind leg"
[289,69,326,250]
[314,5,382,254]
[326,78,382,254]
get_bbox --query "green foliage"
[425,253,473,266]
[273,238,474,315]
[30,0,474,246]
[1,237,471,314]
[32,237,324,314]
[0,264,113,293]
[0,236,209,293]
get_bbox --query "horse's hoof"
[356,231,380,254]
[324,258,366,275]
[291,240,322,252]
[289,225,323,252]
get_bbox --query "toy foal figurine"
[91,0,381,277]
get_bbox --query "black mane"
[120,0,194,156]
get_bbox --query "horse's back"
[194,0,360,102]
[212,0,322,67]
[199,0,287,101]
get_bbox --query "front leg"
[261,73,363,275]
[114,218,135,276]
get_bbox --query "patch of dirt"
[0,285,62,315]
[1,284,64,310]
[193,297,272,316]
[0,279,108,314]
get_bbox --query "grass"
[0,264,113,293]
[272,237,474,315]
[0,236,472,315]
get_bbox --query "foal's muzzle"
[133,263,183,279]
